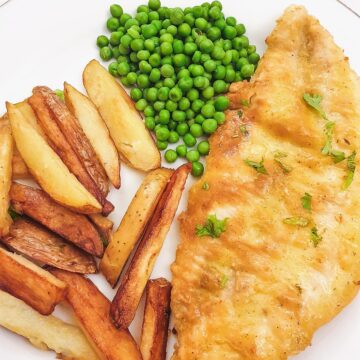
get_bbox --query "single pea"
[139,60,152,73]
[130,88,142,101]
[201,103,215,118]
[176,23,191,37]
[157,87,169,101]
[120,34,132,48]
[160,32,173,43]
[195,17,208,31]
[241,64,255,78]
[214,96,229,111]
[97,35,109,48]
[188,119,195,126]
[192,161,204,176]
[184,13,195,27]
[186,108,195,120]
[199,39,214,54]
[168,120,177,130]
[165,149,178,163]
[173,54,186,68]
[145,117,156,130]
[149,53,161,67]
[142,24,158,38]
[157,6,167,19]
[137,4,149,13]
[149,68,161,82]
[183,133,197,147]
[223,39,232,51]
[112,47,121,60]
[166,100,177,112]
[159,109,171,124]
[137,50,150,61]
[239,48,248,57]
[137,74,150,88]
[110,4,123,18]
[190,123,203,137]
[225,68,236,82]
[236,57,249,70]
[234,23,245,36]
[226,16,237,26]
[156,140,168,150]
[155,80,164,89]
[125,19,139,31]
[119,13,131,25]
[156,127,170,141]
[170,8,184,25]
[100,46,113,61]
[194,76,209,90]
[191,50,201,64]
[166,25,177,36]
[176,144,188,157]
[197,140,210,155]
[172,110,186,122]
[222,50,232,65]
[213,65,226,80]
[151,19,162,31]
[159,64,173,78]
[231,49,239,63]
[203,59,216,73]
[247,45,256,54]
[153,101,165,112]
[206,27,220,42]
[135,11,148,25]
[223,25,237,40]
[130,38,144,51]
[177,68,190,79]
[108,62,118,76]
[214,18,226,30]
[120,76,130,86]
[186,149,200,162]
[208,6,221,20]
[129,51,138,62]
[172,39,184,54]
[232,37,242,51]
[168,131,180,143]
[143,39,155,51]
[211,46,225,60]
[201,53,211,63]
[184,42,198,55]
[107,17,120,31]
[179,97,191,111]
[235,71,242,81]
[187,88,199,101]
[135,98,148,111]
[145,87,158,102]
[164,77,175,88]
[148,0,160,10]
[160,42,173,56]
[161,56,173,65]
[202,118,218,134]
[239,35,249,48]
[169,87,183,102]
[177,123,189,136]
[192,5,203,18]
[214,111,225,124]
[192,99,204,113]
[202,86,214,99]
[249,52,260,64]
[126,71,137,84]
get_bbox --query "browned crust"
[50,269,142,360]
[0,248,66,315]
[110,163,191,328]
[140,278,172,360]
[2,218,97,274]
[10,183,104,257]
[88,213,113,245]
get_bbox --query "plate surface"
[1,0,360,359]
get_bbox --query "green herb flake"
[240,99,250,107]
[244,158,268,175]
[55,89,64,101]
[237,110,243,117]
[8,207,20,220]
[283,217,309,227]
[196,214,228,238]
[303,93,328,120]
[220,274,229,289]
[274,151,292,173]
[310,227,322,247]
[301,192,312,211]
[100,234,109,247]
[202,182,210,190]
[331,150,346,164]
[239,124,248,136]
[342,151,356,190]
[321,121,335,155]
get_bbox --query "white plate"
[1,0,360,359]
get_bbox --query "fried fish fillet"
[171,6,360,360]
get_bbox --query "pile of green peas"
[97,0,260,176]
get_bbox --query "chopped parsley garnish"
[321,121,335,155]
[244,158,268,174]
[283,217,309,227]
[202,182,210,190]
[239,124,248,136]
[237,110,243,117]
[303,93,328,120]
[274,151,292,173]
[342,151,356,190]
[310,227,322,247]
[220,274,229,289]
[240,99,250,107]
[8,207,20,220]
[196,214,228,238]
[331,150,346,164]
[301,192,312,211]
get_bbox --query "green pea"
[235,71,242,82]
[202,119,217,134]
[179,97,191,111]
[108,62,118,77]
[159,109,170,124]
[241,64,255,78]
[107,17,120,31]
[214,111,225,124]
[186,149,200,162]
[130,88,142,101]
[148,53,161,68]
[110,4,123,18]
[192,161,204,176]
[192,99,204,113]
[130,38,143,51]
[195,17,208,31]
[126,71,137,84]
[195,114,205,124]
[156,140,168,150]
[223,39,232,51]
[186,109,195,120]
[214,18,226,30]
[156,127,170,141]
[184,13,195,27]
[236,23,246,36]
[139,60,152,73]
[119,13,131,26]
[208,6,221,20]
[202,87,214,99]
[160,42,172,56]
[236,57,249,70]
[192,50,202,64]
[249,52,260,64]
[164,78,175,88]
[153,101,165,112]
[172,110,186,122]
[176,144,188,157]
[239,35,249,48]
[239,48,248,57]
[190,64,204,77]
[184,42,198,55]
[100,47,113,61]
[193,76,209,90]
[176,23,190,38]
[144,117,155,130]
[177,68,190,79]
[112,47,120,60]
[211,46,225,60]
[247,45,256,54]
[201,104,215,118]
[214,65,226,79]
[214,96,229,111]
[161,56,173,66]
[170,8,184,25]
[177,123,189,136]
[158,7,168,19]
[159,64,172,78]
[137,5,149,13]
[165,149,178,163]
[223,26,236,40]
[120,76,129,86]
[142,24,158,39]
[199,39,214,54]
[192,5,203,19]
[168,120,177,130]
[149,68,161,83]
[169,87,183,102]
[137,50,150,61]
[225,68,236,83]
[136,11,148,25]
[158,87,170,101]
[183,133,197,147]
[155,81,164,89]
[166,100,177,112]
[135,98,148,111]
[137,74,150,88]
[198,140,210,155]
[190,123,203,137]
[187,88,199,101]
[172,54,185,68]
[129,51,138,62]
[145,87,158,102]
[168,131,180,143]
[97,35,109,48]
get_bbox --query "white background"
[1,0,360,359]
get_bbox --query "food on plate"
[12,146,31,180]
[0,290,98,360]
[0,247,66,315]
[10,183,104,257]
[64,82,121,189]
[171,6,360,359]
[0,118,13,237]
[111,163,190,328]
[97,1,260,173]
[1,218,97,274]
[140,278,172,360]
[83,59,160,171]
[100,168,173,287]
[88,213,114,245]
[6,102,101,214]
[51,269,142,360]
[28,89,113,215]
